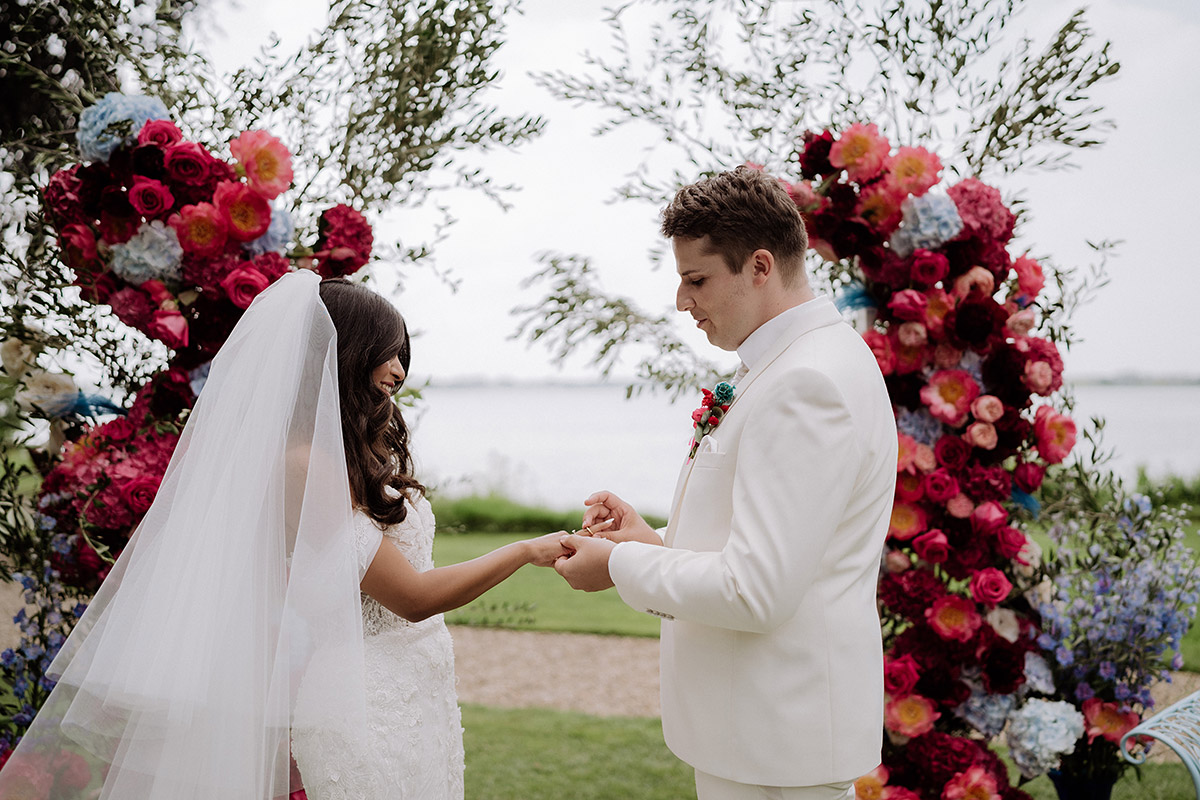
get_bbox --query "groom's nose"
[676,284,693,312]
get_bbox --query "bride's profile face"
[371,352,406,395]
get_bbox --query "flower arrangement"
[688,381,734,459]
[0,93,379,764]
[770,122,1193,798]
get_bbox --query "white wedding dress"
[292,494,466,799]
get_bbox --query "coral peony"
[230,130,294,200]
[855,765,890,800]
[885,694,940,738]
[865,330,896,376]
[169,203,228,259]
[886,146,942,197]
[1082,698,1140,745]
[926,595,983,642]
[857,183,906,234]
[829,122,890,182]
[1034,406,1076,464]
[214,181,272,242]
[920,370,980,427]
[889,502,928,541]
[941,764,1000,800]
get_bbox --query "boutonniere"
[688,381,735,459]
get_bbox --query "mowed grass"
[433,533,661,637]
[460,704,1195,800]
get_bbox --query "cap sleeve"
[352,510,385,582]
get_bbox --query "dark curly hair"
[660,166,809,285]
[319,278,424,525]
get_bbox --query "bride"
[0,270,566,799]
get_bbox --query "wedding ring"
[583,525,595,536]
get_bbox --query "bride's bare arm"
[360,532,567,623]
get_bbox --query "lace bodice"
[353,494,441,637]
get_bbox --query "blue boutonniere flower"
[688,381,735,459]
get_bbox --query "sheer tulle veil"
[0,270,369,798]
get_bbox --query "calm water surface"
[411,382,1200,517]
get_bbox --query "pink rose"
[952,265,995,299]
[1006,308,1036,336]
[946,493,975,519]
[896,321,927,348]
[908,249,949,287]
[994,525,1028,559]
[913,444,937,473]
[147,309,189,349]
[887,289,928,322]
[923,469,959,504]
[863,330,895,376]
[120,476,160,515]
[138,119,183,148]
[1034,405,1077,464]
[221,267,270,309]
[1024,360,1054,394]
[128,176,174,218]
[964,421,998,450]
[969,568,1013,606]
[913,528,949,564]
[971,501,1007,533]
[970,395,1004,424]
[884,654,921,697]
[885,549,912,573]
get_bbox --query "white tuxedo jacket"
[609,297,897,787]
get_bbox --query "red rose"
[43,165,86,227]
[934,435,970,472]
[708,414,720,425]
[138,119,183,148]
[913,528,949,564]
[164,141,217,186]
[969,567,1012,606]
[128,176,175,218]
[147,309,189,349]
[97,417,137,443]
[887,289,928,322]
[120,476,160,515]
[797,129,835,179]
[909,249,949,287]
[59,223,98,270]
[220,266,270,309]
[994,525,1027,559]
[922,468,959,503]
[1013,461,1046,493]
[884,654,921,697]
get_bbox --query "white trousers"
[694,770,856,800]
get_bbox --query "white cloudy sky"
[193,0,1200,384]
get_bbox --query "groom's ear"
[749,249,773,286]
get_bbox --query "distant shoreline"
[416,375,1200,390]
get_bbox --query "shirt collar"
[736,295,832,371]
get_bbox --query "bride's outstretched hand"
[523,532,575,568]
[581,491,663,546]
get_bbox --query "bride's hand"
[581,491,662,546]
[522,531,574,568]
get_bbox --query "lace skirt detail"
[293,620,465,799]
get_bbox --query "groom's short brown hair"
[661,167,809,284]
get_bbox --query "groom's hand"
[582,491,662,546]
[554,534,616,592]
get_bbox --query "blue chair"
[1121,689,1200,799]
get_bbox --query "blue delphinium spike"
[833,280,877,312]
[1011,487,1041,519]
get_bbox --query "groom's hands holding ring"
[554,534,617,591]
[581,491,662,546]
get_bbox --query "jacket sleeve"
[608,367,860,633]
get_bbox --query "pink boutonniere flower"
[688,381,735,459]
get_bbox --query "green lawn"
[461,703,1196,799]
[434,533,660,637]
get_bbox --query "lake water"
[410,382,1200,517]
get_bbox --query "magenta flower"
[920,369,980,426]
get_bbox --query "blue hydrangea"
[1006,699,1086,778]
[888,192,964,258]
[244,204,294,256]
[955,685,1015,737]
[896,407,943,446]
[77,92,170,162]
[1024,651,1056,695]
[110,220,183,285]
[189,361,211,398]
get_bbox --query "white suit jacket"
[609,297,897,787]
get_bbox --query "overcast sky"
[194,0,1200,384]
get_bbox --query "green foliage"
[432,491,666,534]
[1139,468,1200,521]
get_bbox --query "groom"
[556,167,897,800]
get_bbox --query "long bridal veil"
[0,270,368,798]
